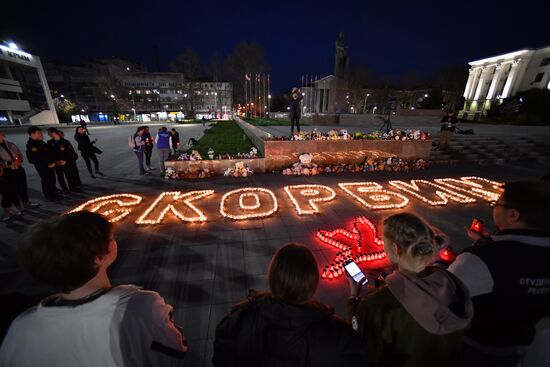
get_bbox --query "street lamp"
[131,108,136,120]
[373,106,378,115]
[268,94,271,117]
[363,93,370,114]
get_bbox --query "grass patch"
[244,117,291,126]
[188,120,259,157]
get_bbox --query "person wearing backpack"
[132,127,150,176]
[212,243,368,367]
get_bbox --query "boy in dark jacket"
[213,244,368,367]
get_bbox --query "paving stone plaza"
[1,118,549,366]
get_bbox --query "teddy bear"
[190,150,202,161]
[207,148,215,160]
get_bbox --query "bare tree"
[224,42,268,104]
[171,48,203,117]
[348,65,374,113]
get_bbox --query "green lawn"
[188,120,259,157]
[244,117,291,126]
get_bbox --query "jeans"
[157,149,170,172]
[144,148,152,167]
[135,151,146,174]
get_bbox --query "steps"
[428,135,550,166]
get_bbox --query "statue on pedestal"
[334,32,349,80]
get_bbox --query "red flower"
[317,216,391,280]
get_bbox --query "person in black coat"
[74,127,103,178]
[289,87,303,134]
[170,128,180,155]
[213,243,368,367]
[57,130,82,188]
[47,128,80,193]
[25,127,60,200]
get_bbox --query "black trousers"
[54,165,70,192]
[290,112,301,133]
[66,160,82,187]
[82,153,99,175]
[34,164,57,199]
[2,167,31,207]
[144,148,152,167]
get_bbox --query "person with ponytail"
[347,213,473,367]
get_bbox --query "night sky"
[2,0,549,93]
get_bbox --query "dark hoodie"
[213,291,368,367]
[349,267,473,367]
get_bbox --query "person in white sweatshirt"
[0,211,188,366]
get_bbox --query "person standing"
[155,127,171,175]
[142,126,154,171]
[57,129,82,188]
[289,87,303,134]
[0,211,188,366]
[133,127,150,176]
[0,131,40,216]
[347,213,473,367]
[170,128,180,155]
[439,110,458,150]
[47,129,75,194]
[26,127,61,201]
[213,243,368,366]
[74,127,103,178]
[448,181,550,367]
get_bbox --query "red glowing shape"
[317,216,391,280]
[439,247,456,263]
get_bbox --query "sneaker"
[0,213,11,222]
[91,174,96,178]
[144,172,151,176]
[95,171,104,176]
[23,201,40,208]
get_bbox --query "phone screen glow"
[345,261,367,284]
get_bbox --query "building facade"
[0,44,58,125]
[45,58,233,122]
[460,46,550,120]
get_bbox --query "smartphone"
[343,259,368,285]
[470,218,485,233]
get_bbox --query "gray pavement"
[0,122,549,367]
[259,115,550,138]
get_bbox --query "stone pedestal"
[328,78,349,113]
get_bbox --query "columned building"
[0,44,58,125]
[461,46,550,120]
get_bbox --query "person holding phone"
[289,87,303,134]
[213,243,368,367]
[347,213,473,367]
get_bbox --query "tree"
[96,68,129,116]
[224,42,268,105]
[171,48,203,117]
[347,65,374,113]
[54,97,77,124]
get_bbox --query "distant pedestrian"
[187,137,198,146]
[439,110,458,150]
[25,127,61,200]
[74,127,103,178]
[79,119,90,134]
[142,126,154,171]
[289,87,303,134]
[57,130,82,188]
[133,127,150,176]
[0,131,39,220]
[156,127,171,175]
[170,129,180,155]
[47,129,79,193]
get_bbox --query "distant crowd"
[0,123,197,220]
[0,177,549,366]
